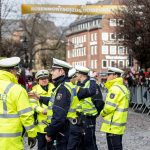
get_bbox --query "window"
[83,35,86,42]
[91,33,94,41]
[110,60,116,67]
[91,45,97,55]
[117,33,124,40]
[110,33,116,40]
[118,19,124,27]
[67,51,70,58]
[83,47,86,55]
[110,46,116,54]
[102,32,108,40]
[126,60,129,67]
[102,60,108,68]
[91,60,97,69]
[110,19,117,26]
[118,60,124,68]
[94,33,97,41]
[102,46,108,54]
[118,46,124,55]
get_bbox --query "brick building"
[66,0,129,73]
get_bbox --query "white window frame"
[84,47,86,55]
[117,19,124,27]
[110,33,116,40]
[118,60,124,68]
[126,60,129,67]
[109,19,117,27]
[84,35,86,42]
[118,46,125,55]
[67,51,70,58]
[110,46,116,55]
[110,60,117,67]
[102,32,108,41]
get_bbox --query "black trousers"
[67,123,83,150]
[37,132,53,150]
[106,133,123,150]
[78,117,98,150]
[55,123,70,150]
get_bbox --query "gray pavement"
[24,109,150,150]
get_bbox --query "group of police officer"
[0,56,130,150]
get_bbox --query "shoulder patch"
[56,93,62,100]
[110,93,115,99]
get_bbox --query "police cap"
[106,67,124,75]
[52,58,72,69]
[75,65,90,75]
[35,69,49,80]
[68,68,76,78]
[0,57,20,68]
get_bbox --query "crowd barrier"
[129,86,150,115]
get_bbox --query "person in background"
[30,69,55,150]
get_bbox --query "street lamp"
[22,36,29,68]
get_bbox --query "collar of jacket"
[53,75,69,87]
[41,84,49,92]
[0,70,18,84]
[105,77,123,90]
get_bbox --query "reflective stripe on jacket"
[64,82,80,119]
[0,70,36,150]
[30,83,54,133]
[76,80,98,116]
[100,77,130,135]
[47,82,80,121]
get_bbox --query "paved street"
[24,108,150,150]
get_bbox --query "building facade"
[66,0,129,72]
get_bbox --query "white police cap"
[0,57,20,68]
[35,69,49,79]
[75,65,90,75]
[52,58,72,69]
[68,68,76,78]
[107,67,124,74]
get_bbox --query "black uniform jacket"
[39,75,96,137]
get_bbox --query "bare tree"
[21,13,66,69]
[115,0,150,69]
[0,0,18,56]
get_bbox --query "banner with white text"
[21,4,125,15]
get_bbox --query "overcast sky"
[15,0,99,26]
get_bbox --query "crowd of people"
[0,56,130,150]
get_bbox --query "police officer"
[35,58,73,150]
[100,67,130,150]
[75,65,104,150]
[30,69,54,150]
[0,57,36,150]
[67,67,100,150]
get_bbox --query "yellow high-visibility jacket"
[47,82,80,121]
[100,77,130,135]
[76,80,98,116]
[0,70,37,150]
[30,83,54,133]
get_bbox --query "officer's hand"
[45,135,52,142]
[42,109,47,115]
[89,71,98,78]
[28,92,40,100]
[28,137,36,148]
